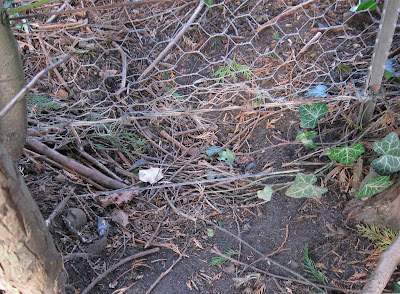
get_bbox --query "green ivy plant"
[285,173,328,199]
[253,93,400,202]
[355,176,395,199]
[326,143,365,166]
[371,132,400,176]
[257,186,273,201]
[350,0,376,12]
[296,131,318,149]
[299,102,328,129]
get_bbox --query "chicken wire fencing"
[15,0,399,190]
[20,0,391,124]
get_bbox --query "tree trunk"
[345,180,400,231]
[0,7,27,164]
[0,143,66,293]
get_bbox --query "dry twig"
[256,0,317,33]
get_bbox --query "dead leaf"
[99,69,118,78]
[348,272,367,281]
[253,283,266,294]
[55,89,69,101]
[111,209,129,227]
[192,238,204,249]
[99,190,137,207]
[212,272,222,280]
[315,262,327,270]
[139,167,163,184]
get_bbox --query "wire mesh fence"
[21,0,386,123]
[14,0,400,250]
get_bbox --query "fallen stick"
[9,0,172,21]
[297,32,322,57]
[256,0,317,34]
[361,236,400,294]
[137,0,205,81]
[71,127,123,182]
[26,138,128,189]
[81,247,160,294]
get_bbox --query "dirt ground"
[11,0,400,293]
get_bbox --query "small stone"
[245,162,256,171]
[66,208,87,230]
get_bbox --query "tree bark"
[345,180,400,231]
[0,8,27,164]
[0,143,65,293]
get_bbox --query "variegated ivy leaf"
[355,176,395,199]
[371,133,400,175]
[326,143,365,166]
[285,173,328,199]
[257,186,273,201]
[296,130,318,149]
[299,102,328,129]
[218,149,235,166]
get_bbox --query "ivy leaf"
[337,63,352,76]
[285,173,328,199]
[299,102,328,129]
[355,176,395,199]
[393,281,400,293]
[326,143,365,166]
[350,0,376,12]
[257,186,273,201]
[305,85,328,98]
[218,149,235,166]
[371,133,400,175]
[296,131,318,149]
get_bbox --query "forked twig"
[112,41,128,94]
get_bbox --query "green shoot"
[27,93,62,114]
[303,244,326,284]
[212,58,252,83]
[357,224,399,250]
[210,248,238,266]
